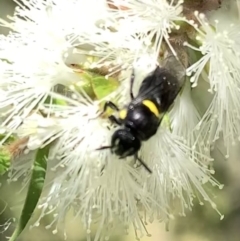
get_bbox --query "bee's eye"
[113,137,121,146]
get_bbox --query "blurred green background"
[1,1,240,241]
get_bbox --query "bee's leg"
[108,115,122,126]
[134,154,152,174]
[100,101,120,116]
[103,101,119,112]
[101,101,122,125]
[130,69,135,100]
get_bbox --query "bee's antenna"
[96,146,112,151]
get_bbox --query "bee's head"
[96,128,151,173]
[111,128,141,158]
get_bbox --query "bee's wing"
[137,55,186,96]
[160,54,186,84]
[132,56,186,112]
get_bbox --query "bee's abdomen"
[139,67,181,112]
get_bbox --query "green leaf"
[76,72,97,99]
[0,149,11,175]
[44,95,67,106]
[161,114,172,131]
[9,145,50,241]
[0,135,15,175]
[70,63,120,100]
[74,70,119,100]
[91,76,119,100]
[0,134,15,143]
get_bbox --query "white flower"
[28,104,156,239]
[141,125,223,218]
[0,40,80,144]
[76,32,149,77]
[0,0,112,145]
[185,11,240,156]
[16,113,62,150]
[169,81,209,156]
[0,0,229,240]
[15,101,221,240]
[0,0,109,45]
[109,0,189,57]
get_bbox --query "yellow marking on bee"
[119,109,127,119]
[142,100,159,117]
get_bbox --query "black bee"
[97,56,185,173]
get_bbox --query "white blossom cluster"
[0,0,239,240]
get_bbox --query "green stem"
[9,225,22,241]
[9,145,50,241]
